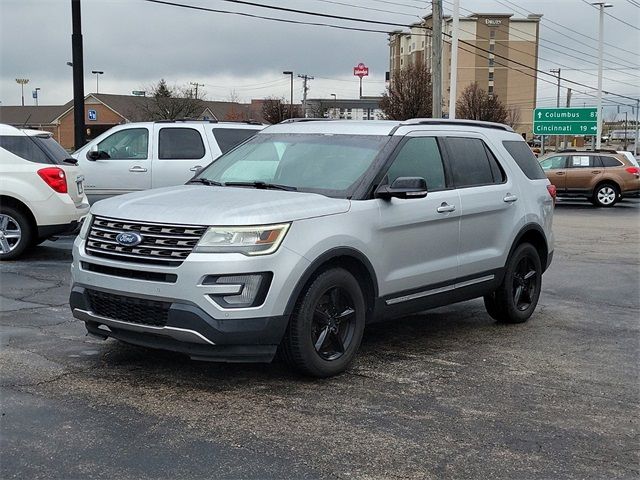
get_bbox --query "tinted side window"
[212,128,259,154]
[97,128,149,160]
[540,156,566,170]
[385,137,446,191]
[445,137,496,187]
[158,128,205,159]
[502,140,546,179]
[600,156,622,167]
[0,135,52,164]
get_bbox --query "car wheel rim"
[512,257,537,312]
[0,214,22,254]
[311,286,357,361]
[597,187,616,205]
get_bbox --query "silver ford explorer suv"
[70,119,555,377]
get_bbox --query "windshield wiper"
[224,181,297,191]
[188,178,224,186]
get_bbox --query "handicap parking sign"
[88,109,97,121]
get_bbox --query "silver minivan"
[70,119,555,377]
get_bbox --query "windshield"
[195,133,390,197]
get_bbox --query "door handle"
[437,202,456,213]
[591,170,602,174]
[129,166,148,173]
[503,193,518,203]
[555,172,565,176]
[190,165,203,172]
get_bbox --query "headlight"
[78,214,92,239]
[194,224,290,255]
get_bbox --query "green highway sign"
[533,107,598,136]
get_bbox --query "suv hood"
[90,185,351,225]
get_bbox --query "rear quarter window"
[0,135,56,164]
[600,156,623,167]
[502,140,546,179]
[212,128,259,154]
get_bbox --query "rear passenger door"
[565,155,603,194]
[376,134,460,295]
[152,125,210,189]
[443,136,522,279]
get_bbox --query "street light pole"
[448,0,459,119]
[91,70,104,94]
[593,2,612,150]
[283,71,294,118]
[15,78,29,106]
[71,0,86,150]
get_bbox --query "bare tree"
[306,101,329,119]
[506,107,521,130]
[379,62,432,120]
[130,79,206,121]
[261,97,301,124]
[456,82,509,124]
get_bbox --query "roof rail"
[278,118,334,124]
[400,118,514,132]
[559,148,619,153]
[154,118,218,123]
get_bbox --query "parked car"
[0,124,89,260]
[72,120,265,203]
[69,119,555,377]
[539,150,640,207]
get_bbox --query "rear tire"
[484,243,542,324]
[592,183,619,207]
[0,206,34,261]
[280,268,366,377]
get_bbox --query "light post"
[283,71,293,118]
[15,78,29,106]
[331,93,337,119]
[91,70,104,93]
[592,2,612,150]
[33,87,41,106]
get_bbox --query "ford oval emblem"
[115,232,143,247]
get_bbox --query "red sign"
[353,63,369,78]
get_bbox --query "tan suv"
[539,150,640,207]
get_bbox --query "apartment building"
[389,13,541,136]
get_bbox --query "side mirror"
[87,145,109,161]
[375,177,428,200]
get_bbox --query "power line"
[142,0,637,101]
[308,0,421,18]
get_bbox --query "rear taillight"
[546,184,557,204]
[625,166,640,176]
[37,167,67,193]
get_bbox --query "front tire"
[281,268,366,377]
[0,206,33,261]
[484,243,542,324]
[592,183,619,207]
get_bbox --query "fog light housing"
[204,273,272,308]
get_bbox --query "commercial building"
[0,93,269,150]
[305,97,382,120]
[389,12,541,136]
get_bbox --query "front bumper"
[70,286,289,362]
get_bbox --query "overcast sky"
[0,0,638,118]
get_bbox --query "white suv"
[69,119,555,377]
[72,120,264,203]
[0,124,89,260]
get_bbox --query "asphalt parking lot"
[1,198,638,479]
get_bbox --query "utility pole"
[71,0,85,150]
[624,111,628,150]
[298,74,314,118]
[432,0,443,118]
[448,0,459,119]
[593,2,612,150]
[551,68,561,149]
[283,71,294,118]
[635,99,639,156]
[189,82,204,99]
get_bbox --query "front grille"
[86,216,207,266]
[86,289,170,327]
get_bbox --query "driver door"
[81,127,152,203]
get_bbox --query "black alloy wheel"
[512,256,538,312]
[311,287,357,361]
[281,267,366,377]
